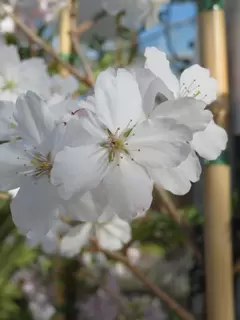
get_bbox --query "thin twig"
[69,1,95,84]
[6,10,94,88]
[71,10,107,35]
[92,240,196,320]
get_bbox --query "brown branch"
[69,1,95,84]
[71,10,107,35]
[6,10,94,88]
[92,241,196,320]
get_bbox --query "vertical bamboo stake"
[59,0,72,76]
[198,1,235,320]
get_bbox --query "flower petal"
[151,98,213,133]
[102,155,153,219]
[50,74,79,96]
[179,64,217,104]
[191,120,228,160]
[144,47,179,95]
[10,177,63,237]
[18,57,50,99]
[0,141,28,191]
[131,68,175,116]
[60,223,92,257]
[0,100,17,141]
[128,118,192,168]
[96,216,131,250]
[51,144,109,200]
[65,191,104,222]
[94,68,142,133]
[14,91,56,146]
[150,150,201,195]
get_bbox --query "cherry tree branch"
[92,240,196,320]
[69,0,95,84]
[6,10,94,87]
[71,10,107,35]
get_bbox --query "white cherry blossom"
[0,92,87,142]
[61,208,132,257]
[140,47,227,194]
[0,91,91,237]
[0,44,50,102]
[51,68,204,218]
[49,74,79,99]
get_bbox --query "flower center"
[2,80,17,91]
[101,127,133,162]
[30,153,52,178]
[17,151,52,180]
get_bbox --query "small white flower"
[0,5,15,33]
[49,74,79,99]
[61,202,132,257]
[0,44,50,102]
[0,91,89,237]
[139,47,227,194]
[51,68,199,218]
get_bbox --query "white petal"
[0,141,28,191]
[151,98,213,133]
[131,68,175,116]
[48,98,82,122]
[50,74,78,96]
[179,64,217,104]
[8,188,20,198]
[144,47,179,95]
[0,100,17,141]
[150,150,201,195]
[102,155,153,219]
[94,68,142,133]
[96,216,131,250]
[0,45,20,73]
[18,57,50,99]
[191,120,228,160]
[97,206,115,223]
[14,92,56,146]
[128,118,192,168]
[65,191,104,222]
[51,145,109,200]
[60,223,92,257]
[10,177,63,237]
[41,233,59,254]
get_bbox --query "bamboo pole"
[59,1,72,76]
[198,1,234,319]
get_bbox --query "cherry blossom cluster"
[0,44,227,255]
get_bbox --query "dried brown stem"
[93,241,196,320]
[71,10,107,35]
[6,10,94,87]
[69,1,95,84]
